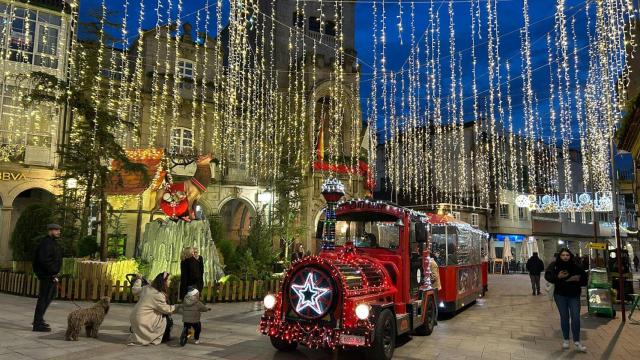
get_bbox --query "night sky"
[77,1,616,149]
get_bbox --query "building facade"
[104,0,366,257]
[0,0,74,267]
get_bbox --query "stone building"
[105,0,366,257]
[0,0,75,267]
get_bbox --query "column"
[0,206,13,268]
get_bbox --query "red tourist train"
[260,199,439,360]
[428,213,489,314]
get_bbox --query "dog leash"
[55,277,81,309]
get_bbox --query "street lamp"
[66,177,78,189]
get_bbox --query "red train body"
[260,200,438,360]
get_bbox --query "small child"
[176,286,210,346]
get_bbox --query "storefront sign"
[515,191,612,213]
[589,242,607,250]
[0,171,26,181]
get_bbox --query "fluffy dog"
[65,297,110,341]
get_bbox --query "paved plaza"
[0,274,638,360]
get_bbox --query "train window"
[431,225,457,265]
[335,220,400,250]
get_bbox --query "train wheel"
[415,296,436,336]
[367,309,396,360]
[270,336,298,352]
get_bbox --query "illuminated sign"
[0,171,26,181]
[289,268,333,319]
[515,191,612,213]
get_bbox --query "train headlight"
[263,294,276,309]
[355,303,371,320]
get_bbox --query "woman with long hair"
[128,272,175,345]
[544,248,587,352]
[180,247,200,300]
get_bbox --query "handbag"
[544,282,555,300]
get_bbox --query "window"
[170,127,193,153]
[471,213,480,227]
[2,6,62,69]
[292,12,304,28]
[585,212,593,224]
[569,212,576,223]
[518,207,527,221]
[597,212,610,223]
[177,59,194,79]
[309,16,321,32]
[499,204,510,219]
[0,84,57,149]
[324,20,336,36]
[576,212,583,224]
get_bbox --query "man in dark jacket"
[32,224,63,332]
[526,252,545,295]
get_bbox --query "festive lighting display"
[289,269,334,319]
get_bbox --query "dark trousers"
[33,278,57,325]
[554,294,581,342]
[183,322,202,340]
[529,274,541,294]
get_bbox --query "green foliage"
[236,249,258,281]
[216,238,236,270]
[77,235,98,258]
[136,259,152,278]
[10,204,57,261]
[244,213,276,277]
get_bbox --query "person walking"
[32,224,63,332]
[544,248,588,352]
[193,247,205,293]
[633,254,639,272]
[179,247,200,300]
[526,252,544,295]
[177,286,210,346]
[128,272,176,345]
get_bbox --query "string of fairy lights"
[0,0,635,214]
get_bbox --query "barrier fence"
[0,271,281,303]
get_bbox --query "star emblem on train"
[291,272,331,315]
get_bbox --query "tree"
[26,62,147,261]
[10,203,57,261]
[272,155,307,264]
[244,212,276,277]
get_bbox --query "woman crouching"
[128,272,176,345]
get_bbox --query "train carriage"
[428,214,488,314]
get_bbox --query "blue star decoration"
[291,272,331,316]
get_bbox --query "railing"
[0,271,281,303]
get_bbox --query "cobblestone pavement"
[0,274,638,360]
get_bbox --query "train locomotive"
[260,186,438,360]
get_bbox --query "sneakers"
[562,340,570,350]
[574,342,587,352]
[194,340,200,345]
[32,324,51,332]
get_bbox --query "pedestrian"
[179,247,200,300]
[32,223,63,332]
[544,248,587,352]
[634,254,639,272]
[177,286,211,346]
[193,247,205,293]
[128,272,176,346]
[291,243,304,262]
[526,252,544,295]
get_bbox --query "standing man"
[32,224,63,332]
[526,252,545,295]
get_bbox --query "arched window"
[170,127,193,153]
